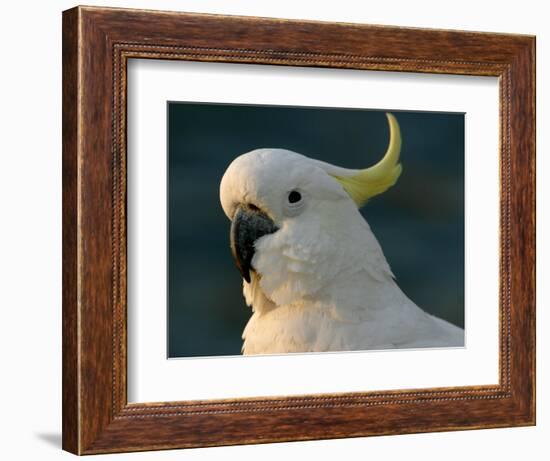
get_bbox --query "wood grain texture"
[62,5,536,455]
[62,7,79,454]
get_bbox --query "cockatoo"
[220,113,464,355]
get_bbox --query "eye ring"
[287,190,302,204]
[284,189,305,217]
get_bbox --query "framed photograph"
[62,6,535,454]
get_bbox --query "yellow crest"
[332,113,402,207]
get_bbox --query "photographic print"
[62,8,536,452]
[168,103,465,358]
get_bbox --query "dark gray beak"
[230,204,278,283]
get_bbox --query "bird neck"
[244,210,406,318]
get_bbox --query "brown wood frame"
[62,5,536,455]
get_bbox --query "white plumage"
[219,114,463,355]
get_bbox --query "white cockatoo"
[220,113,464,355]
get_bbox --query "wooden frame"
[62,5,536,455]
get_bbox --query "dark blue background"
[168,103,464,358]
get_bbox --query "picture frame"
[62,5,535,455]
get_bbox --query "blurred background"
[168,103,464,358]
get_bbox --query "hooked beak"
[230,204,278,283]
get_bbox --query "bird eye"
[288,190,302,204]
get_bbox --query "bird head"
[219,113,402,305]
